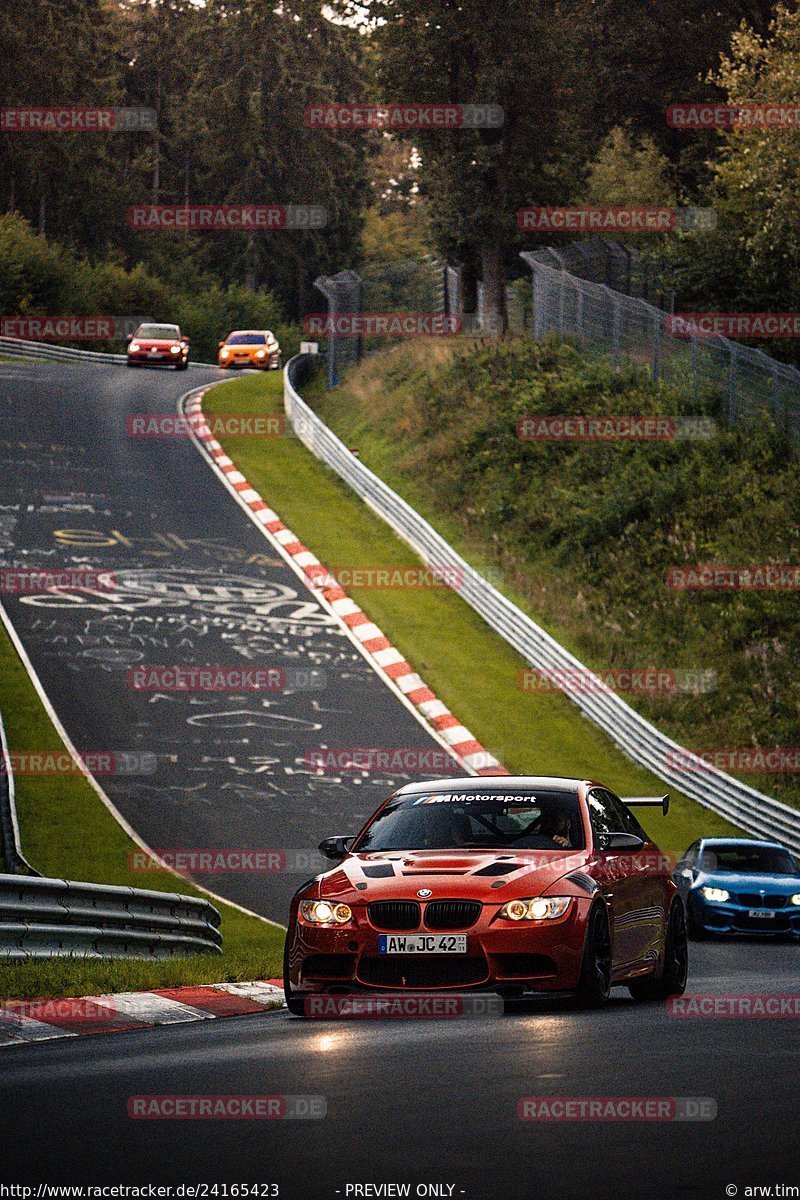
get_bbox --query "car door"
[587,788,653,970]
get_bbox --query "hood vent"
[362,864,395,879]
[473,862,521,877]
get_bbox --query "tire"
[628,901,689,1002]
[687,902,707,941]
[283,934,309,1017]
[126,360,138,368]
[176,360,188,371]
[574,902,612,1008]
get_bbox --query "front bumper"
[692,893,800,936]
[287,899,590,994]
[218,352,280,370]
[128,351,183,365]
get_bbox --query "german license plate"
[748,909,775,919]
[378,934,467,955]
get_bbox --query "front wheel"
[628,901,689,1002]
[574,902,612,1008]
[283,935,309,1017]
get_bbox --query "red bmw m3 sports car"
[284,775,688,1013]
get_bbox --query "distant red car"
[284,776,688,1014]
[126,323,189,370]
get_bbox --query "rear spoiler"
[621,794,670,816]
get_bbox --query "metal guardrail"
[0,711,39,876]
[0,335,213,367]
[0,710,221,957]
[0,874,222,959]
[284,354,800,855]
[0,335,127,364]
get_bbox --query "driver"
[535,809,572,848]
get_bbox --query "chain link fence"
[314,257,450,386]
[522,256,800,444]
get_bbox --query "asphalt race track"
[1,940,799,1198]
[0,360,461,917]
[1,360,799,1200]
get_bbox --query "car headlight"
[301,900,353,925]
[499,897,571,921]
[220,348,230,358]
[129,342,140,352]
[701,887,730,903]
[170,344,181,354]
[255,349,267,358]
[791,894,800,906]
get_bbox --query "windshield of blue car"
[226,333,267,345]
[352,790,585,852]
[702,844,800,875]
[135,325,179,339]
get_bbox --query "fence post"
[652,310,662,381]
[609,288,622,369]
[728,344,738,423]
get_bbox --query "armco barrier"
[0,335,212,366]
[0,710,39,876]
[0,874,222,959]
[284,354,800,855]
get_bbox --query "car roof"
[699,837,789,850]
[139,323,179,330]
[391,775,587,797]
[226,330,271,337]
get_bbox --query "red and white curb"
[0,979,286,1047]
[183,389,504,776]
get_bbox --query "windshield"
[135,325,180,339]
[353,789,585,852]
[226,332,266,345]
[702,844,799,875]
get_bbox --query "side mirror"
[182,337,189,344]
[125,334,133,344]
[676,866,697,882]
[318,835,354,861]
[599,832,644,852]
[218,340,226,348]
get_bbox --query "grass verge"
[204,370,742,864]
[0,617,283,1000]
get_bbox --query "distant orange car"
[218,330,281,370]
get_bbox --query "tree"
[369,0,577,332]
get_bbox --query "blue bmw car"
[674,838,800,939]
